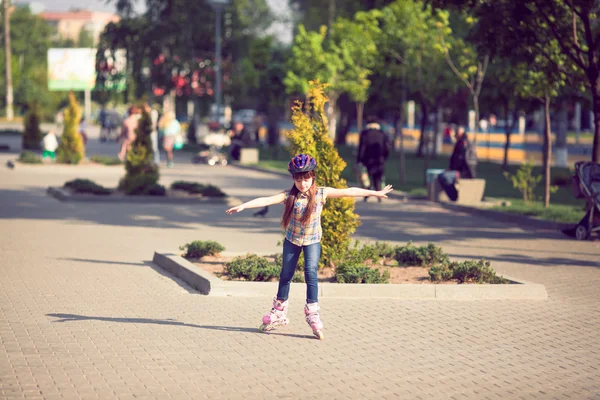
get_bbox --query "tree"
[284,25,344,140]
[330,11,380,138]
[436,10,489,153]
[56,93,85,164]
[429,0,600,163]
[287,80,360,267]
[118,109,160,194]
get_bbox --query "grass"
[256,145,586,223]
[491,200,586,224]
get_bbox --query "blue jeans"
[438,170,459,201]
[277,239,320,304]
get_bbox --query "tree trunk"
[397,116,406,184]
[502,101,510,170]
[417,101,428,157]
[356,102,364,133]
[543,94,552,208]
[473,94,480,146]
[592,84,600,163]
[267,104,280,147]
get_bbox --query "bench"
[239,148,259,165]
[428,177,486,206]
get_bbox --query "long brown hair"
[281,170,317,229]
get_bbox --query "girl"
[158,111,181,167]
[226,154,393,339]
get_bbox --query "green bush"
[335,264,390,284]
[171,181,226,197]
[22,103,43,150]
[429,259,507,284]
[180,240,225,258]
[344,241,380,266]
[286,81,360,267]
[394,242,448,267]
[145,183,166,196]
[226,254,280,281]
[56,93,85,164]
[64,179,112,195]
[18,150,42,164]
[90,155,122,166]
[119,109,159,195]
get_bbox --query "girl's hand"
[375,185,393,199]
[226,205,245,215]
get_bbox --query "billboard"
[48,48,97,91]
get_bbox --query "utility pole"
[3,0,13,121]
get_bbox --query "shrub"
[429,259,507,284]
[180,240,225,259]
[119,109,159,195]
[90,155,122,166]
[292,272,305,283]
[226,254,280,281]
[344,241,381,266]
[503,160,541,204]
[394,242,448,267]
[287,81,360,267]
[171,181,226,197]
[22,102,43,150]
[18,150,42,164]
[56,93,85,164]
[145,183,166,196]
[64,179,112,195]
[335,264,390,284]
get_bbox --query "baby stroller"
[568,161,600,240]
[191,143,228,166]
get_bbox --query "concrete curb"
[152,251,548,300]
[47,186,239,205]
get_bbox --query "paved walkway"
[0,130,599,399]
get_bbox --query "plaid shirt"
[284,187,326,246]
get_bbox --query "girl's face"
[293,175,313,193]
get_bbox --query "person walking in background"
[357,115,391,202]
[79,117,88,146]
[158,111,181,168]
[117,105,141,161]
[145,104,160,165]
[437,125,477,201]
[226,154,393,340]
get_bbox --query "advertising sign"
[48,48,97,91]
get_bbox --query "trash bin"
[426,168,445,201]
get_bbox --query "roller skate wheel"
[258,323,267,332]
[314,330,324,340]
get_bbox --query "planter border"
[47,186,238,205]
[152,251,548,300]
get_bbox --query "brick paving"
[0,131,599,399]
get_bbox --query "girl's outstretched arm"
[225,192,286,214]
[324,185,393,200]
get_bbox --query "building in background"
[40,10,119,45]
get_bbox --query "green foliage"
[22,103,43,150]
[56,93,84,164]
[429,259,507,284]
[90,155,123,166]
[18,150,42,164]
[170,181,226,197]
[63,179,112,195]
[335,264,390,284]
[394,242,448,267]
[503,159,541,204]
[180,240,225,259]
[344,240,381,266]
[118,110,159,195]
[287,81,360,267]
[225,254,280,282]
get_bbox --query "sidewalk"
[0,141,599,399]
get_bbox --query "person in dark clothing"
[357,116,391,202]
[228,121,252,161]
[437,125,477,201]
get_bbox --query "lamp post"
[207,0,230,128]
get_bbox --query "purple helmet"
[288,154,317,174]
